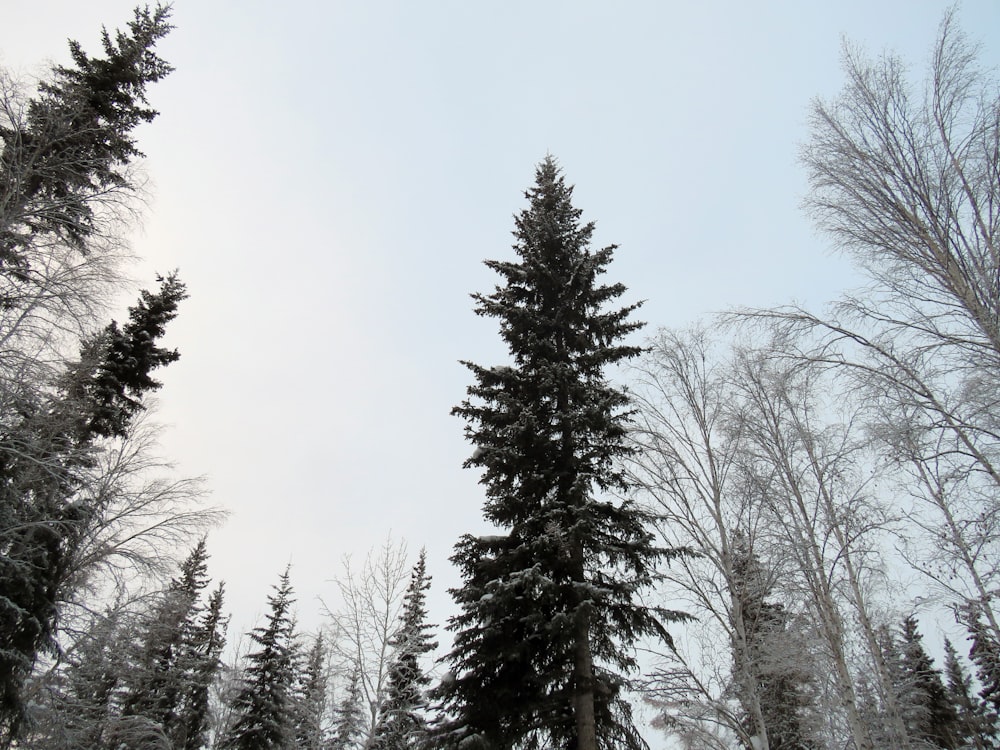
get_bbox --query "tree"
[628,327,810,749]
[329,666,365,750]
[896,616,960,748]
[0,4,172,263]
[325,537,411,744]
[174,580,227,750]
[728,532,817,750]
[942,637,994,749]
[437,156,687,750]
[222,569,297,750]
[22,602,137,750]
[729,340,908,750]
[121,540,213,730]
[0,8,185,741]
[290,634,329,750]
[370,549,436,750]
[120,539,227,750]
[0,272,191,745]
[748,8,1000,660]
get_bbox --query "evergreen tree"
[291,634,328,750]
[729,531,816,750]
[943,638,994,750]
[961,602,1000,735]
[370,550,436,750]
[0,273,186,745]
[172,580,227,750]
[329,666,365,750]
[437,157,687,750]
[222,569,297,750]
[24,603,136,750]
[897,615,960,748]
[0,5,173,263]
[122,540,212,729]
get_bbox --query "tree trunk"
[574,601,597,750]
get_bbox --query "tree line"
[3,3,1000,749]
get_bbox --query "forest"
[2,4,1000,750]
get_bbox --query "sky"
[5,0,1000,743]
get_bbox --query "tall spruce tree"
[897,616,960,748]
[122,539,212,730]
[291,634,329,750]
[173,580,227,750]
[943,638,994,750]
[371,549,436,750]
[437,157,686,750]
[222,568,297,750]
[329,666,365,750]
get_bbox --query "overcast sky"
[5,1,1000,739]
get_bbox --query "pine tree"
[729,531,816,750]
[222,569,297,750]
[329,666,365,750]
[943,638,994,750]
[0,5,173,263]
[122,540,211,728]
[0,273,186,746]
[437,157,687,750]
[897,615,959,748]
[172,580,227,750]
[961,602,1000,736]
[370,550,436,750]
[291,634,328,750]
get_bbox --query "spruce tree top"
[457,155,644,528]
[440,158,677,750]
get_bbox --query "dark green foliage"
[371,550,436,750]
[175,581,227,750]
[728,532,816,750]
[0,4,173,262]
[66,272,186,440]
[222,569,297,750]
[123,540,212,725]
[437,157,688,749]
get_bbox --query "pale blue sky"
[6,2,1000,741]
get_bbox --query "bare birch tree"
[631,326,923,749]
[628,327,776,749]
[325,537,410,747]
[743,8,1000,655]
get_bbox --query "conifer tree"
[291,634,329,750]
[0,5,173,263]
[943,638,994,750]
[173,581,227,750]
[122,540,211,729]
[222,569,297,750]
[897,616,959,748]
[371,550,436,750]
[437,157,686,750]
[0,273,186,745]
[729,532,816,749]
[330,666,365,750]
[961,602,1000,734]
